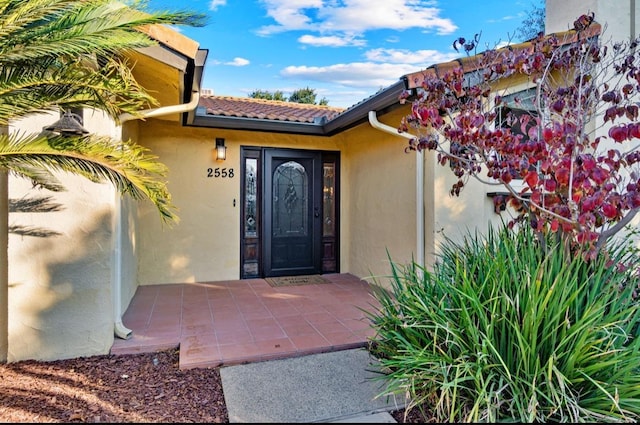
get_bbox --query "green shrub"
[367,225,640,423]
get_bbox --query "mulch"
[0,348,227,423]
[0,347,433,423]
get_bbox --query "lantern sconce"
[214,137,226,161]
[44,111,89,136]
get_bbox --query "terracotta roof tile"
[199,95,345,123]
[403,23,602,90]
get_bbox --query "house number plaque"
[207,168,235,178]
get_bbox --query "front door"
[240,147,339,279]
[263,149,322,277]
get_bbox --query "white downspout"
[368,111,425,272]
[119,90,200,123]
[113,89,200,339]
[113,194,131,339]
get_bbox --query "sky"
[146,0,542,109]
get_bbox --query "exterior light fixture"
[44,111,89,136]
[215,137,226,161]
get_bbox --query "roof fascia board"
[135,44,189,72]
[323,80,406,135]
[184,48,209,125]
[190,112,327,135]
[138,24,200,59]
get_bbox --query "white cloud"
[487,14,520,24]
[364,48,459,65]
[298,34,366,47]
[257,0,457,37]
[224,57,250,66]
[280,62,420,88]
[257,0,321,34]
[209,0,227,11]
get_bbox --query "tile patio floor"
[110,273,384,370]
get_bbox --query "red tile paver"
[112,273,380,369]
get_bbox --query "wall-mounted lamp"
[214,137,226,161]
[44,111,89,136]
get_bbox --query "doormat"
[265,275,329,287]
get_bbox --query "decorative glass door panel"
[273,161,308,239]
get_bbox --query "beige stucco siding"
[431,155,503,254]
[135,119,341,285]
[135,114,428,286]
[337,109,420,282]
[8,174,115,362]
[133,107,506,287]
[7,110,119,362]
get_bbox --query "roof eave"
[190,112,327,135]
[189,79,407,136]
[323,79,407,135]
[404,22,603,90]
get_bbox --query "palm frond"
[0,132,179,225]
[0,0,205,62]
[0,0,205,223]
[0,56,154,124]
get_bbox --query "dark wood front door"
[263,149,322,277]
[240,147,339,279]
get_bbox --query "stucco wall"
[135,119,341,284]
[133,107,511,288]
[8,174,115,362]
[337,109,420,283]
[7,110,118,362]
[365,108,503,272]
[430,154,503,255]
[546,0,639,38]
[117,122,141,320]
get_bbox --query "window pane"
[323,163,335,237]
[244,158,258,237]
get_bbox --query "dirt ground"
[0,347,432,423]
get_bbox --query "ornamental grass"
[367,225,640,423]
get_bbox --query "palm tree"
[0,0,205,361]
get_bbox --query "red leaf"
[630,123,640,138]
[524,170,539,188]
[602,203,618,218]
[608,125,628,142]
[544,178,557,192]
[591,167,609,185]
[555,167,570,185]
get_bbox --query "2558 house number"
[207,167,235,178]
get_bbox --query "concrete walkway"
[220,348,407,423]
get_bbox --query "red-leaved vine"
[400,14,640,260]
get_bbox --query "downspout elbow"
[119,90,200,123]
[115,321,132,339]
[367,111,415,140]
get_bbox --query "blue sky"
[147,0,543,108]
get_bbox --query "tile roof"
[198,95,346,123]
[403,22,602,90]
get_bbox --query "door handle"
[314,207,320,218]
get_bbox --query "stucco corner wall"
[431,161,503,258]
[338,110,419,287]
[8,174,115,362]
